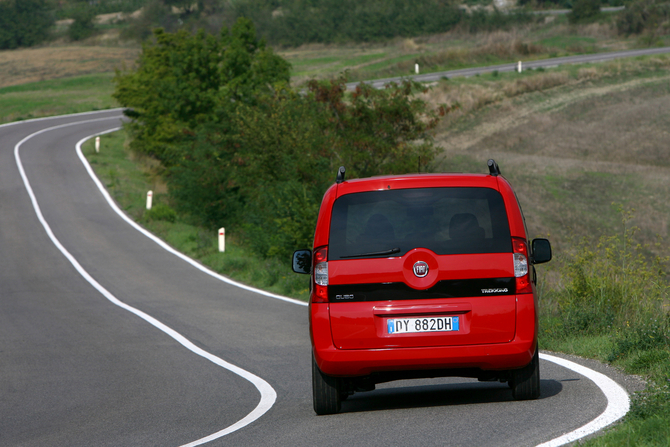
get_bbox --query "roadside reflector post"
[218,228,225,252]
[518,61,522,73]
[95,136,100,153]
[146,190,153,210]
[415,63,419,74]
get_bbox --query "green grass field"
[0,73,118,123]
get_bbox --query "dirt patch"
[0,46,139,88]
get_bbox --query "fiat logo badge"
[413,261,429,278]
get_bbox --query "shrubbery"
[544,207,668,339]
[569,0,602,23]
[120,0,535,45]
[616,0,670,36]
[539,206,670,431]
[68,7,97,41]
[0,0,53,49]
[115,20,442,260]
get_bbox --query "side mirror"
[532,238,552,264]
[292,249,312,274]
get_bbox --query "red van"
[292,160,552,415]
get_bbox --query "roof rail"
[487,159,501,176]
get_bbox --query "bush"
[117,20,447,261]
[616,0,670,36]
[544,207,669,339]
[145,203,178,222]
[68,7,97,41]
[569,0,603,23]
[114,18,291,166]
[169,78,442,260]
[607,317,670,362]
[0,0,53,49]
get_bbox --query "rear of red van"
[301,169,549,414]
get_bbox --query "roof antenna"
[487,159,501,176]
[336,166,346,184]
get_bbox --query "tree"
[115,20,448,261]
[113,18,291,166]
[308,76,441,179]
[68,6,97,41]
[0,0,53,49]
[569,0,602,23]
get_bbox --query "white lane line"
[537,353,630,447]
[13,117,277,447]
[0,108,124,129]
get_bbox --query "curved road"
[0,110,632,446]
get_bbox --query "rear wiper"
[340,247,401,259]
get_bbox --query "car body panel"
[308,171,540,379]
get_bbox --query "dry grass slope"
[0,46,138,88]
[427,59,670,264]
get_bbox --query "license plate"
[387,316,459,334]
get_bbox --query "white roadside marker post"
[218,228,225,252]
[518,61,522,73]
[415,63,420,74]
[146,190,153,210]
[95,136,100,153]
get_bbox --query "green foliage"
[168,78,441,260]
[145,203,178,222]
[608,318,670,362]
[116,19,444,260]
[230,89,333,257]
[113,18,291,166]
[307,77,440,179]
[616,0,670,36]
[569,0,603,23]
[538,206,670,443]
[121,0,231,40]
[547,206,668,338]
[121,0,533,45]
[68,7,97,41]
[0,0,54,49]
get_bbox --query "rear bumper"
[310,294,537,377]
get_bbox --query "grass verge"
[81,130,311,301]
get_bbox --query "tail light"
[312,246,328,303]
[512,237,532,294]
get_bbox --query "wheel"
[510,348,540,400]
[312,355,342,415]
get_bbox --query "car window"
[329,187,512,259]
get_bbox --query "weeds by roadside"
[538,205,670,445]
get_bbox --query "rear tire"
[312,355,342,415]
[511,348,540,400]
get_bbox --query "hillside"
[423,59,670,259]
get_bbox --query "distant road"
[347,46,670,90]
[531,6,625,14]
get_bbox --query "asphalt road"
[347,46,670,90]
[0,110,639,446]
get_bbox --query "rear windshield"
[329,187,512,259]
